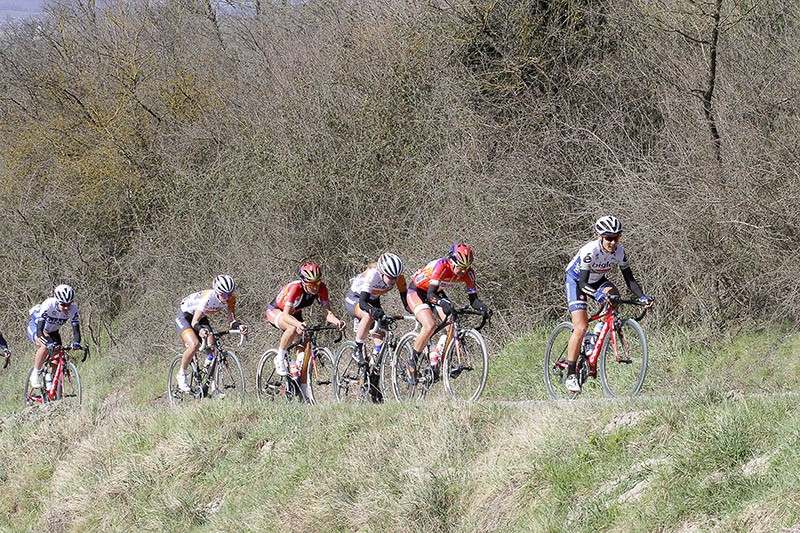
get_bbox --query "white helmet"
[212,274,236,294]
[53,284,74,304]
[594,216,623,236]
[376,253,404,278]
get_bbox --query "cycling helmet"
[377,253,404,278]
[299,262,322,283]
[449,243,474,269]
[594,216,623,236]
[212,274,236,294]
[53,284,74,304]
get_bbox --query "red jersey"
[271,280,331,313]
[410,258,477,295]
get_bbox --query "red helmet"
[449,243,473,269]
[299,262,322,283]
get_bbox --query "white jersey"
[566,239,630,284]
[28,297,79,333]
[349,267,406,296]
[179,289,235,315]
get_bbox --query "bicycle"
[544,296,651,400]
[391,305,490,403]
[167,329,247,406]
[256,324,341,404]
[23,344,89,406]
[333,314,417,404]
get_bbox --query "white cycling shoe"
[29,370,43,389]
[274,353,289,376]
[565,374,581,394]
[176,370,191,393]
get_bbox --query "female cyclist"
[173,275,248,393]
[343,252,410,367]
[563,216,654,393]
[26,284,82,389]
[404,243,491,382]
[265,262,346,376]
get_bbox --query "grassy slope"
[1,326,800,531]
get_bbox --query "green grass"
[1,326,800,530]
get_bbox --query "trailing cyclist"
[343,252,410,402]
[26,284,82,389]
[0,331,10,368]
[173,275,248,393]
[563,216,654,393]
[405,243,492,382]
[265,262,346,377]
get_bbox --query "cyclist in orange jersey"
[265,262,346,376]
[405,243,492,382]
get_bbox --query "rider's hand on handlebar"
[437,298,454,316]
[198,329,209,339]
[71,342,82,350]
[336,319,346,332]
[238,324,249,336]
[46,341,58,351]
[639,295,655,309]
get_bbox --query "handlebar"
[604,295,654,322]
[47,344,90,362]
[199,329,248,352]
[377,314,417,330]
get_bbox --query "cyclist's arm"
[399,290,411,313]
[35,316,47,342]
[282,304,306,330]
[358,290,378,315]
[468,293,489,313]
[71,322,82,346]
[577,268,594,297]
[426,283,444,305]
[0,332,8,352]
[621,267,645,299]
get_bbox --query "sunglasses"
[601,235,620,242]
[218,291,233,298]
[304,280,321,288]
[58,302,71,308]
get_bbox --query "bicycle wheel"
[599,318,648,398]
[334,341,368,404]
[307,347,336,405]
[56,362,82,405]
[543,322,577,400]
[213,351,246,404]
[256,350,296,403]
[392,333,431,402]
[167,355,201,406]
[376,342,395,404]
[443,329,488,401]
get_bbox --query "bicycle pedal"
[618,358,632,364]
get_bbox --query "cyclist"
[265,262,346,377]
[0,332,10,368]
[563,215,654,393]
[405,243,492,382]
[174,275,248,393]
[26,284,82,389]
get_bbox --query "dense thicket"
[0,0,798,352]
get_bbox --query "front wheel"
[256,350,296,403]
[443,329,488,401]
[543,322,577,400]
[307,347,336,405]
[213,351,246,404]
[392,333,431,402]
[599,318,648,398]
[56,362,82,405]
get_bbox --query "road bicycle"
[167,329,246,406]
[256,324,341,404]
[333,314,417,404]
[391,306,490,403]
[23,344,89,406]
[544,296,651,400]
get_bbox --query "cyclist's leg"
[347,294,372,366]
[407,290,435,381]
[565,276,588,392]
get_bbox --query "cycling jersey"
[349,268,408,296]
[26,298,80,343]
[179,289,236,315]
[410,258,477,295]
[270,280,331,313]
[565,239,630,284]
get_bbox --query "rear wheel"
[543,322,578,400]
[307,347,336,404]
[167,355,202,406]
[213,351,245,404]
[443,329,488,401]
[56,362,82,406]
[334,341,369,404]
[22,367,43,406]
[599,318,648,398]
[256,350,296,403]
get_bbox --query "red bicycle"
[23,344,88,406]
[544,296,651,399]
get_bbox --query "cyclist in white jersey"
[563,216,654,393]
[173,275,248,392]
[343,253,410,368]
[26,284,82,389]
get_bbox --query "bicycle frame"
[584,299,649,373]
[26,345,85,404]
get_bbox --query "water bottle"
[204,353,214,368]
[429,335,446,367]
[289,361,301,379]
[584,322,603,354]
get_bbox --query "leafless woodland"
[0,0,798,351]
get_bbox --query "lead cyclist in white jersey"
[173,274,248,393]
[563,216,654,393]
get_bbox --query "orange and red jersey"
[410,258,477,296]
[270,280,331,313]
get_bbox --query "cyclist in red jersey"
[265,262,346,376]
[405,243,492,382]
